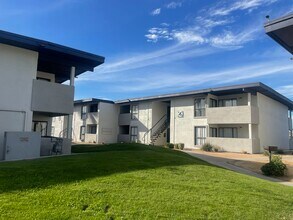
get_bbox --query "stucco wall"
[130,102,152,144]
[170,96,208,149]
[98,102,118,143]
[257,92,289,151]
[0,43,38,160]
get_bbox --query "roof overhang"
[264,13,293,54]
[0,30,105,83]
[115,82,293,110]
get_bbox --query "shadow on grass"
[0,143,216,193]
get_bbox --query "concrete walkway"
[184,150,293,187]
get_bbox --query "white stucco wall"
[98,102,118,143]
[170,96,208,149]
[257,92,289,151]
[130,102,152,143]
[0,43,38,160]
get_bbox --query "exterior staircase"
[143,114,169,145]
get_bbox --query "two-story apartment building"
[265,13,293,148]
[116,82,293,153]
[52,98,118,144]
[60,82,292,154]
[0,30,104,160]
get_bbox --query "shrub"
[276,149,284,154]
[213,145,220,152]
[261,155,287,177]
[263,150,270,156]
[178,143,185,150]
[165,143,174,149]
[201,143,213,152]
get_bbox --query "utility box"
[4,132,41,161]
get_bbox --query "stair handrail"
[143,114,167,144]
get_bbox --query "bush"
[263,150,270,156]
[276,149,284,154]
[213,145,220,152]
[261,155,287,177]
[178,143,184,150]
[165,143,174,149]
[201,143,213,152]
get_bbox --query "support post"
[248,123,252,139]
[247,92,251,106]
[67,66,75,140]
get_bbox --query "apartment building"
[52,98,118,144]
[117,82,292,153]
[0,30,104,161]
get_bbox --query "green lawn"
[0,143,293,219]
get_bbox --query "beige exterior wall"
[170,96,208,148]
[130,102,152,143]
[257,92,289,151]
[206,106,259,124]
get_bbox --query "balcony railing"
[31,79,74,115]
[118,113,131,125]
[118,134,130,142]
[206,106,259,124]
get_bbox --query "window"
[131,105,139,120]
[89,104,98,112]
[210,127,217,137]
[219,127,238,138]
[130,126,138,142]
[80,126,85,141]
[87,125,97,134]
[81,106,87,119]
[194,98,206,117]
[195,126,206,145]
[210,99,217,108]
[218,98,237,107]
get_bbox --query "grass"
[0,143,292,219]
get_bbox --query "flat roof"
[0,30,105,83]
[74,98,114,105]
[115,82,293,109]
[264,13,293,54]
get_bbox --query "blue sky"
[1,0,293,100]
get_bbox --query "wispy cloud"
[111,61,293,92]
[209,0,277,16]
[166,1,182,9]
[151,8,161,16]
[210,26,260,48]
[145,27,173,43]
[276,85,293,98]
[78,44,219,76]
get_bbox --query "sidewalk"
[184,150,293,187]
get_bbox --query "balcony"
[118,113,131,125]
[206,106,259,124]
[31,79,74,115]
[118,134,130,142]
[206,137,260,153]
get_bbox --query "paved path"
[184,150,293,187]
